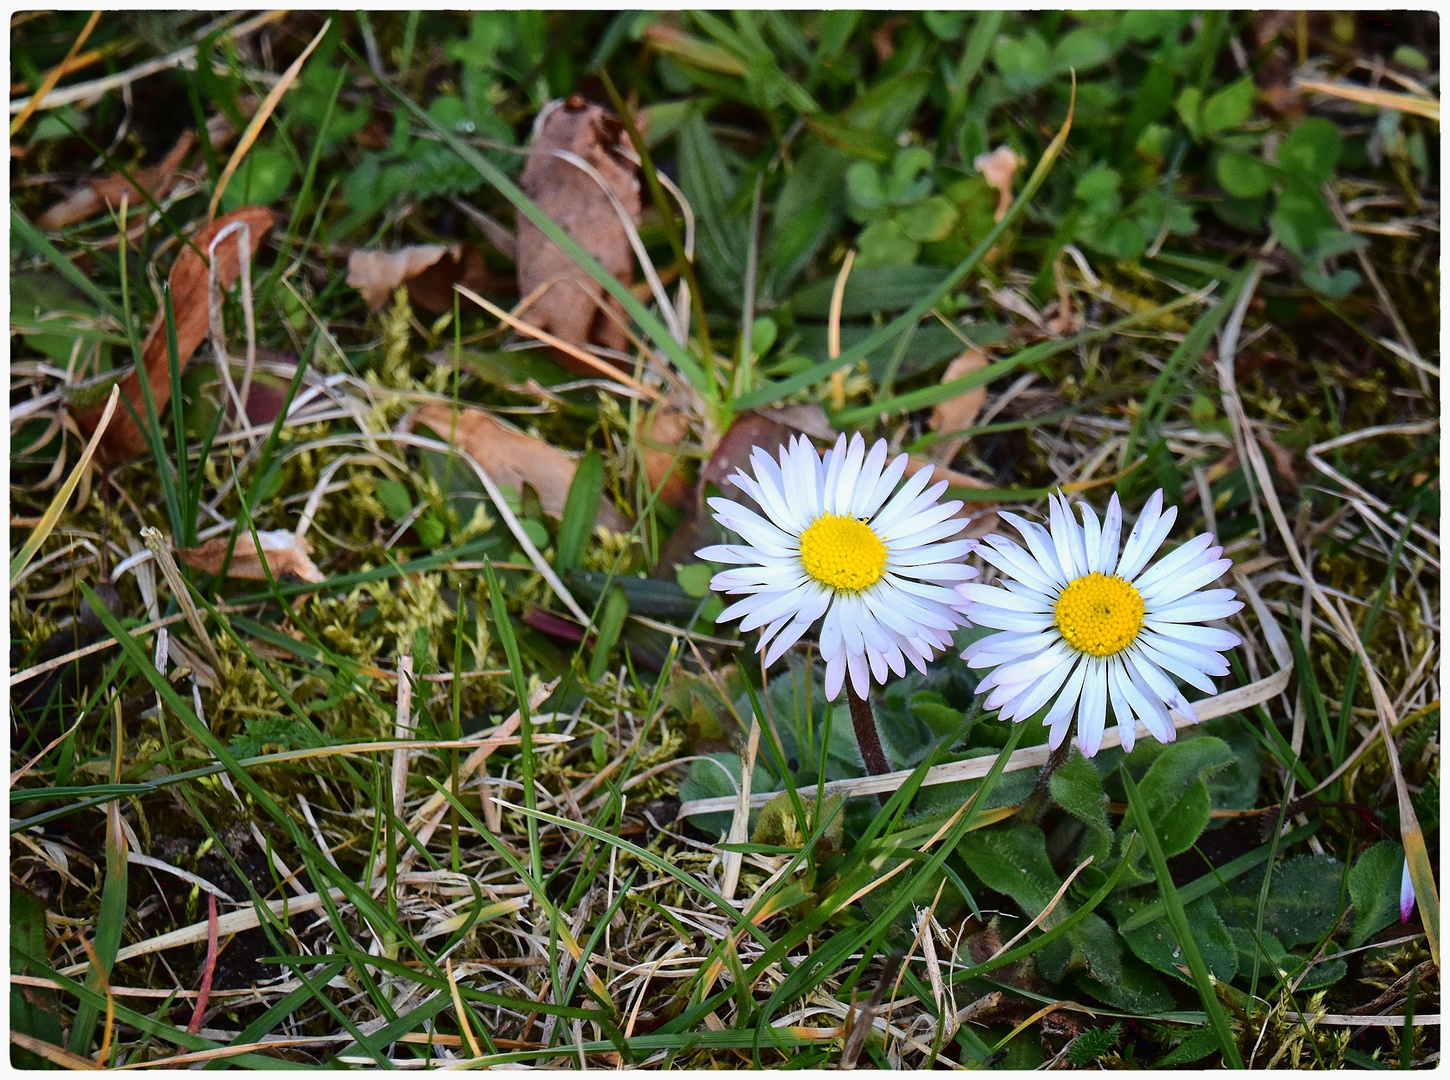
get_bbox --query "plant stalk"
[1017,732,1074,822]
[847,685,890,778]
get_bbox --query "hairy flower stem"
[1017,735,1074,822]
[847,685,891,778]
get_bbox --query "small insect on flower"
[956,490,1243,757]
[698,433,977,700]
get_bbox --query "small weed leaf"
[1224,853,1345,948]
[1116,893,1238,984]
[1115,735,1235,882]
[1049,750,1113,865]
[1347,841,1410,947]
[1066,1021,1122,1067]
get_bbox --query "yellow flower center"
[1054,572,1145,657]
[798,513,888,593]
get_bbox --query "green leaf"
[1066,1022,1122,1066]
[555,449,603,573]
[897,196,960,243]
[1155,1026,1222,1068]
[1119,893,1238,983]
[855,218,919,267]
[958,821,1121,983]
[1074,165,1122,214]
[1052,28,1112,73]
[1201,78,1255,133]
[845,160,885,218]
[11,888,63,1066]
[1117,737,1235,881]
[587,586,630,683]
[1051,752,1113,863]
[375,478,412,521]
[220,145,295,212]
[677,112,748,301]
[1226,854,1345,948]
[790,264,951,318]
[993,30,1052,94]
[1216,151,1275,198]
[1174,87,1203,138]
[1122,769,1244,1067]
[1277,117,1341,184]
[675,562,713,599]
[1077,953,1177,1013]
[1348,841,1407,948]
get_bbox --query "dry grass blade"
[827,249,857,410]
[10,1031,102,1070]
[207,19,330,221]
[8,11,285,115]
[10,385,117,588]
[1334,597,1440,968]
[10,10,100,136]
[453,283,657,399]
[1296,78,1440,121]
[677,665,1291,816]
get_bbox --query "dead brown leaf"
[973,145,1022,223]
[638,393,693,510]
[927,348,990,465]
[406,402,628,531]
[701,412,802,502]
[514,95,641,375]
[73,205,276,465]
[177,529,324,584]
[40,131,195,231]
[347,243,491,315]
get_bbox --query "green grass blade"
[1122,769,1244,1068]
[10,206,124,318]
[483,558,542,881]
[556,449,605,573]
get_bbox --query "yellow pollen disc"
[798,513,887,593]
[1054,572,1145,657]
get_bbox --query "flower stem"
[1017,734,1073,822]
[847,685,891,777]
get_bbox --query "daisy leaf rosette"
[956,490,1244,757]
[698,433,978,700]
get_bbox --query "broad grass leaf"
[1347,841,1406,947]
[555,449,605,573]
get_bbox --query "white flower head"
[699,433,978,701]
[956,490,1243,757]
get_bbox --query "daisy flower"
[956,490,1243,757]
[699,433,977,701]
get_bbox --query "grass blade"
[1122,769,1244,1068]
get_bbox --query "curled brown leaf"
[347,244,492,315]
[177,529,324,584]
[73,205,276,465]
[514,95,641,375]
[406,402,628,532]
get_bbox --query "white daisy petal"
[1117,493,1177,581]
[1077,662,1108,757]
[701,435,973,700]
[962,488,1240,756]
